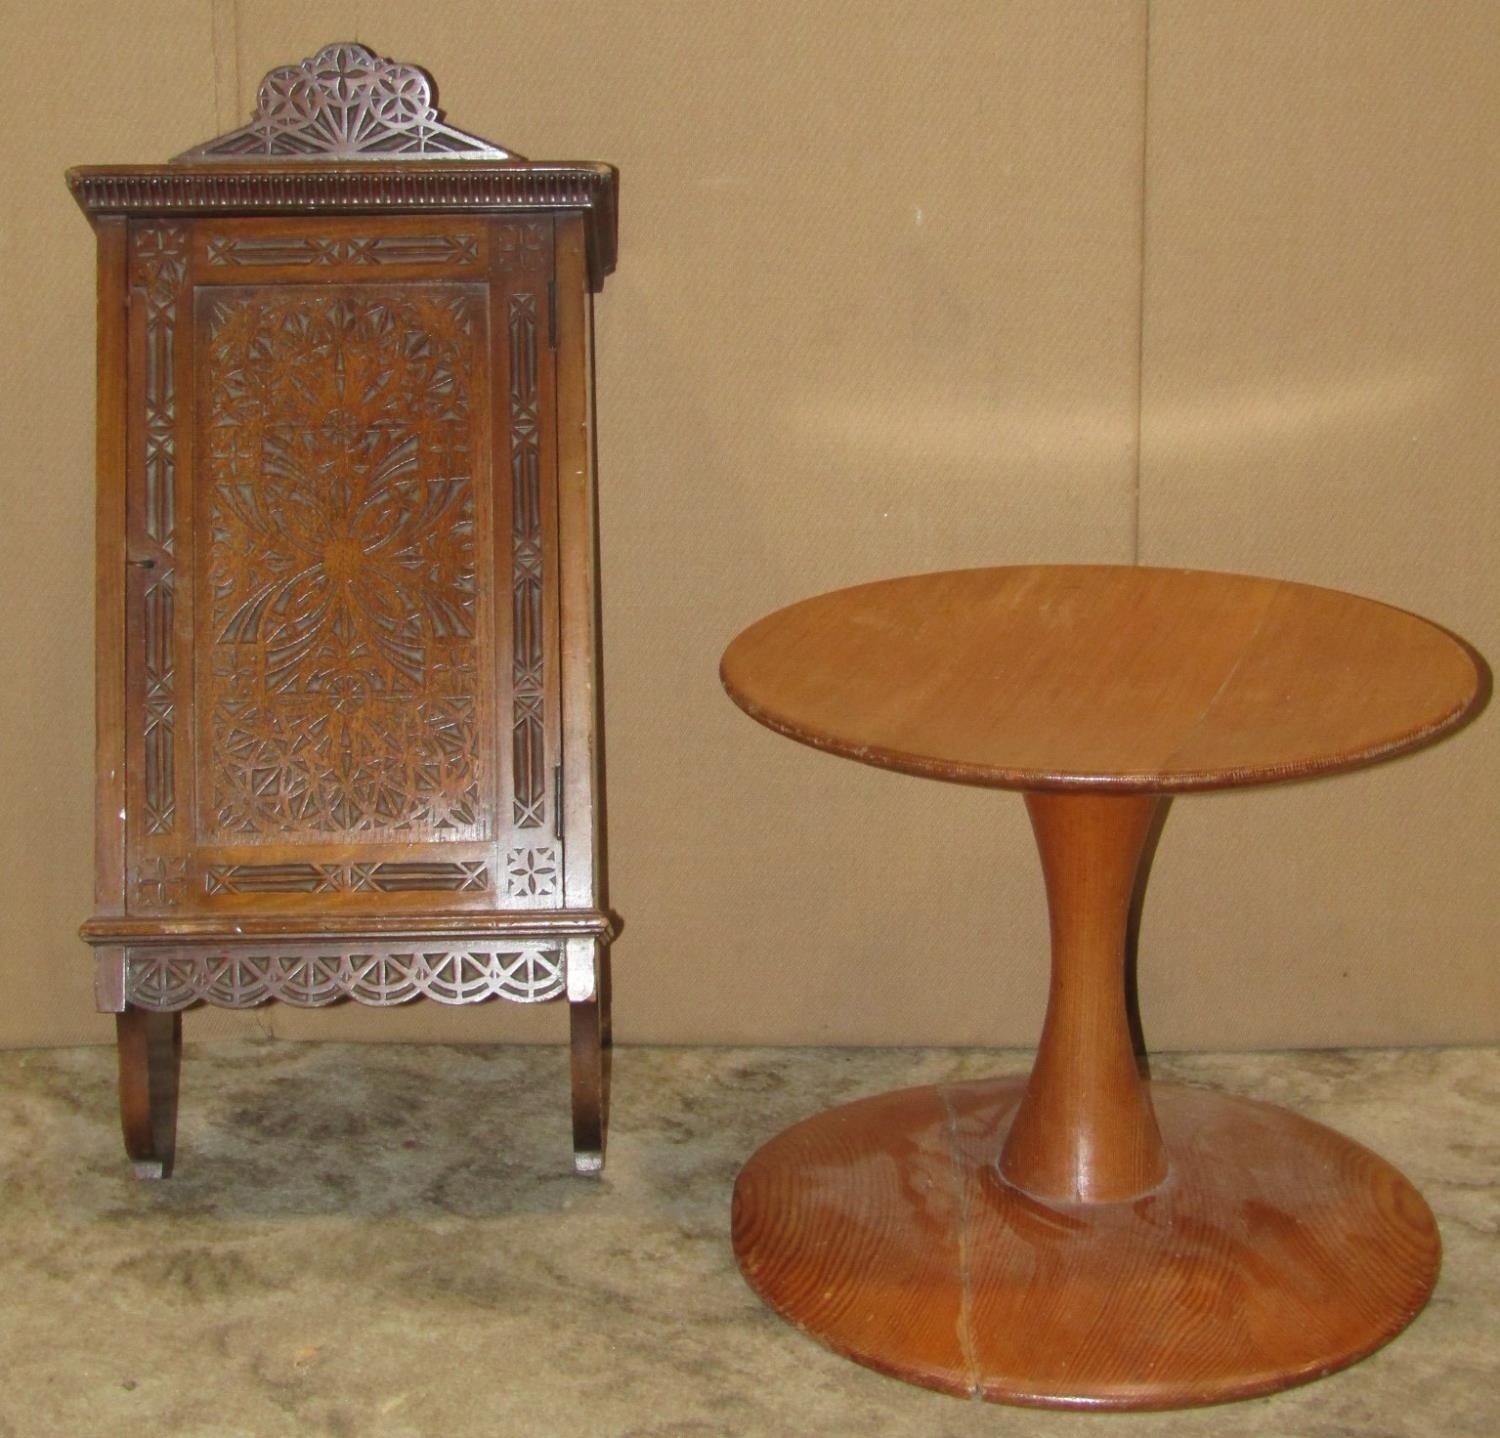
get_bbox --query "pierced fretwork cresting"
[170,43,519,163]
[125,946,565,1009]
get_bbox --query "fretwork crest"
[172,43,521,163]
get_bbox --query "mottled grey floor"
[0,1041,1495,1437]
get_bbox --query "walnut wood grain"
[75,49,620,1177]
[722,564,1483,1407]
[721,566,1484,792]
[733,1077,1439,1409]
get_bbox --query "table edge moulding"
[720,564,1488,1411]
[70,42,620,1179]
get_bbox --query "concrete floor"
[0,1040,1495,1438]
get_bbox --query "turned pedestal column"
[998,792,1167,1204]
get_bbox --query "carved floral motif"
[505,844,560,899]
[133,857,188,908]
[201,288,487,840]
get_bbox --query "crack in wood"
[939,1083,983,1397]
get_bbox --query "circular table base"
[732,1078,1438,1410]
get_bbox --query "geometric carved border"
[509,280,547,829]
[132,223,188,838]
[125,947,564,1009]
[204,862,490,895]
[204,232,481,268]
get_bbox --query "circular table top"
[719,566,1485,793]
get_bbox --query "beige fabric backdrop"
[1,0,1494,1050]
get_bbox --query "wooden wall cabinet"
[68,44,618,1177]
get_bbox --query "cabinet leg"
[568,939,611,1174]
[116,1007,181,1180]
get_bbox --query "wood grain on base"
[732,1077,1439,1410]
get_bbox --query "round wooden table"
[719,565,1485,1411]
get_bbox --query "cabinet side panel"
[554,216,603,911]
[93,218,130,918]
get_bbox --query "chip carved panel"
[505,844,560,899]
[199,285,489,842]
[132,224,187,547]
[204,860,489,894]
[496,222,549,260]
[510,289,546,828]
[205,232,481,269]
[197,851,556,899]
[132,224,189,839]
[133,857,188,909]
[141,574,176,835]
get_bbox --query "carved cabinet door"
[122,215,564,921]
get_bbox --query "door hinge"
[553,763,563,840]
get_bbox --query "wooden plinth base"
[732,1077,1438,1410]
